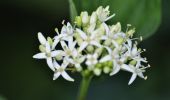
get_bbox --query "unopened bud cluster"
[33,6,150,85]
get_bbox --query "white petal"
[90,41,101,47]
[112,40,119,48]
[132,46,138,56]
[101,35,108,40]
[46,58,55,71]
[52,39,59,50]
[121,64,134,73]
[128,73,137,85]
[60,41,68,50]
[100,55,111,62]
[61,25,67,34]
[105,46,112,55]
[69,41,77,50]
[45,43,51,53]
[76,28,87,40]
[86,61,92,66]
[33,53,46,59]
[102,23,110,36]
[110,61,120,76]
[51,50,64,57]
[61,71,74,82]
[53,59,60,69]
[137,72,145,79]
[53,72,61,80]
[127,39,132,48]
[38,32,47,45]
[78,42,88,52]
[61,60,69,69]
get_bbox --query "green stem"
[77,73,93,100]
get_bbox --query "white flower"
[86,53,98,70]
[66,56,85,71]
[96,6,115,22]
[60,40,78,58]
[100,46,125,75]
[76,28,101,52]
[33,42,63,71]
[101,23,125,40]
[53,59,74,82]
[52,22,74,49]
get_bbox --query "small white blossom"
[86,53,98,70]
[76,28,101,52]
[53,59,74,82]
[33,42,63,71]
[96,6,115,22]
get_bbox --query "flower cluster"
[33,6,150,85]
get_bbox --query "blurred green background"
[0,0,170,100]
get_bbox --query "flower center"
[46,53,51,57]
[58,68,64,72]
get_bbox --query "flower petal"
[38,32,47,45]
[46,57,55,71]
[78,42,88,52]
[33,53,46,59]
[90,41,101,47]
[61,71,74,82]
[102,23,110,36]
[110,61,120,76]
[100,55,111,62]
[51,50,64,57]
[121,64,134,73]
[53,72,61,80]
[76,28,87,40]
[128,73,137,85]
[60,41,68,50]
[52,39,59,50]
[45,43,51,53]
[53,59,60,70]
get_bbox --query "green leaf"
[71,0,161,39]
[69,0,78,24]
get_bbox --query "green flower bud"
[129,60,137,65]
[93,68,102,76]
[87,45,94,53]
[107,61,113,67]
[103,67,111,74]
[75,16,82,27]
[104,39,112,46]
[47,37,53,46]
[55,55,63,61]
[39,45,46,52]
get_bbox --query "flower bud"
[81,11,89,26]
[87,45,94,53]
[47,37,53,46]
[90,12,97,24]
[110,22,121,34]
[103,67,110,74]
[129,60,137,65]
[75,16,82,27]
[39,45,46,52]
[104,39,112,46]
[93,68,102,76]
[55,54,63,61]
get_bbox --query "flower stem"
[77,73,93,100]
